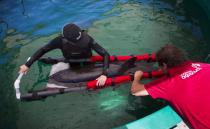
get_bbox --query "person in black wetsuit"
[19,23,110,86]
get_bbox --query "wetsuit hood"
[62,23,90,46]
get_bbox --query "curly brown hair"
[156,44,186,68]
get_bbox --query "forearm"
[131,71,148,96]
[131,81,145,94]
[91,41,110,75]
[131,74,144,93]
[25,47,48,67]
[102,53,110,75]
[25,37,61,67]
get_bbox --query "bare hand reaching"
[96,75,107,87]
[19,64,29,74]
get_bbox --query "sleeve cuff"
[25,62,31,68]
[102,69,108,76]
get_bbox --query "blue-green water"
[0,0,209,129]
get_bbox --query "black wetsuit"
[25,35,110,75]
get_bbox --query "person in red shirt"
[131,44,210,129]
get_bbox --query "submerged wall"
[194,0,210,47]
[184,0,210,57]
[193,0,210,21]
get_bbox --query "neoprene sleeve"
[25,37,61,67]
[90,41,110,75]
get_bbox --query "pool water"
[0,0,209,129]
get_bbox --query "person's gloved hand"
[96,75,107,87]
[19,64,29,74]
